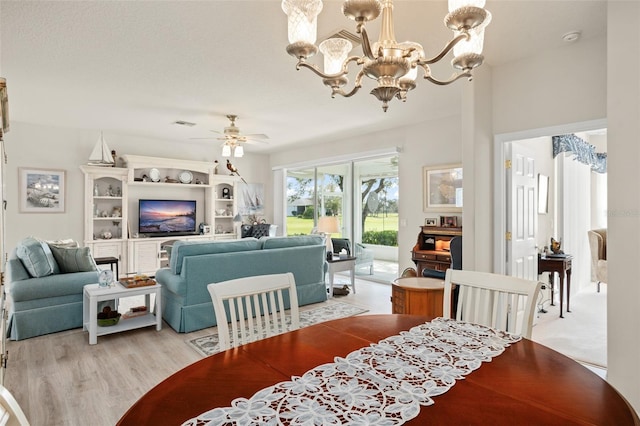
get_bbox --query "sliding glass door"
[284,154,398,280]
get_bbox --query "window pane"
[286,168,315,235]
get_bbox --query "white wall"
[607,0,640,412]
[3,122,271,251]
[492,36,606,135]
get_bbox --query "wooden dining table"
[118,315,639,425]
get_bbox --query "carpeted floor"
[186,301,368,357]
[532,282,606,368]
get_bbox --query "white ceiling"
[0,1,607,155]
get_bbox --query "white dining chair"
[0,384,30,426]
[207,272,300,351]
[443,269,542,339]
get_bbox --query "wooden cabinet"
[411,226,462,276]
[391,277,445,316]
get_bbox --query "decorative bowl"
[215,209,227,216]
[97,313,121,327]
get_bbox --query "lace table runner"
[183,318,521,426]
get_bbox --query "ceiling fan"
[191,114,269,158]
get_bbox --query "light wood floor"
[4,278,392,426]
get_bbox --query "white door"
[507,142,538,280]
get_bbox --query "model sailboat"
[87,131,115,166]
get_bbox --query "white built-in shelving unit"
[81,155,239,277]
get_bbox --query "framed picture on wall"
[18,168,66,213]
[423,164,463,212]
[238,183,265,216]
[538,173,549,214]
[0,77,8,134]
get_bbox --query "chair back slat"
[208,272,299,351]
[0,384,29,426]
[444,269,542,339]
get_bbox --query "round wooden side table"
[391,276,445,317]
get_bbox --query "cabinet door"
[133,241,160,276]
[91,242,122,259]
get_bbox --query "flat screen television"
[138,199,197,237]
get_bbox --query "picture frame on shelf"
[441,216,458,227]
[424,217,438,227]
[18,167,66,213]
[423,164,463,212]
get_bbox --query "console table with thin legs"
[538,254,573,318]
[326,256,356,297]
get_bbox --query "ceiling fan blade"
[189,137,218,140]
[243,133,269,140]
[245,138,269,145]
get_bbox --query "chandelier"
[281,0,491,112]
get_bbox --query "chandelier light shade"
[452,10,491,70]
[282,0,491,111]
[282,0,323,58]
[319,38,353,74]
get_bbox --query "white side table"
[83,282,162,345]
[326,256,357,297]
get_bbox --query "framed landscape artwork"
[423,164,463,212]
[19,168,66,213]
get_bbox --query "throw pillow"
[49,246,98,273]
[16,237,59,277]
[47,238,79,249]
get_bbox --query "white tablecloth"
[183,317,521,426]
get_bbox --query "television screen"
[139,199,197,236]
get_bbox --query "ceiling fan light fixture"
[221,144,232,157]
[234,145,244,158]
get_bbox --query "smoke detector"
[562,31,581,43]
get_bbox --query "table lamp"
[317,216,340,256]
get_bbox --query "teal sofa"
[6,238,100,340]
[155,235,327,333]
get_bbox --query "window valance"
[552,134,607,174]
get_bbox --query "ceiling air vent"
[323,29,361,48]
[173,120,196,127]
